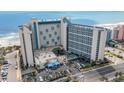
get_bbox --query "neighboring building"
[19,17,107,67]
[18,25,34,67]
[113,25,124,40]
[106,29,112,43]
[107,40,118,47]
[67,24,107,61]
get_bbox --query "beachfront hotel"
[18,17,107,67]
[113,25,124,40]
[67,24,107,62]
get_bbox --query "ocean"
[0,11,124,47]
[0,32,20,47]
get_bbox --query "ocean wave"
[0,32,20,47]
[0,32,19,39]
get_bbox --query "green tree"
[118,72,123,77]
[100,76,108,82]
[0,56,5,60]
[91,60,96,66]
[66,76,72,81]
[115,72,119,78]
[0,60,3,65]
[85,64,91,68]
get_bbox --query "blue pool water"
[47,59,60,68]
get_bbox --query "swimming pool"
[47,59,61,68]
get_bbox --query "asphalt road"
[83,63,124,82]
[54,63,124,82]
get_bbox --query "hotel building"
[19,17,107,67]
[67,24,107,61]
[19,17,68,67]
[113,25,124,40]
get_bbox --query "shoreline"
[0,39,20,48]
[0,32,20,48]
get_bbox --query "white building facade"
[19,17,107,67]
[67,24,107,61]
[30,17,68,50]
[18,25,34,67]
[19,17,68,67]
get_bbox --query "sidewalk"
[16,50,22,81]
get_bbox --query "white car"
[1,70,7,74]
[2,76,7,80]
[2,66,8,69]
[15,66,17,69]
[1,72,8,77]
[1,80,7,82]
[39,76,43,82]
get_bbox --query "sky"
[0,11,124,35]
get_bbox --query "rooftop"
[38,20,61,24]
[34,50,57,65]
[69,23,107,30]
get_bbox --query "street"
[4,51,18,82]
[54,62,124,82]
[1,48,124,82]
[83,63,124,82]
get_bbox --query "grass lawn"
[82,61,113,72]
[105,51,124,60]
[112,76,124,82]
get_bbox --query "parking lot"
[22,49,90,82]
[34,57,88,82]
[105,47,124,64]
[36,63,70,82]
[0,61,9,82]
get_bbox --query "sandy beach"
[0,32,20,47]
[0,39,20,47]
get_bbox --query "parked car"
[3,61,8,65]
[15,65,17,69]
[2,66,8,69]
[39,76,43,82]
[80,64,85,68]
[1,69,7,74]
[76,63,81,69]
[2,76,7,80]
[1,72,8,77]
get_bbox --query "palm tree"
[0,56,5,60]
[0,60,3,66]
[105,77,108,82]
[66,76,72,81]
[119,51,122,54]
[72,76,79,82]
[118,72,123,77]
[100,76,108,82]
[115,72,119,78]
[91,60,96,66]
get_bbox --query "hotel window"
[52,39,55,42]
[43,36,46,40]
[46,29,48,32]
[57,24,60,28]
[49,34,52,38]
[47,41,49,45]
[55,42,57,45]
[57,36,60,40]
[40,31,42,35]
[51,26,54,30]
[54,31,57,35]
